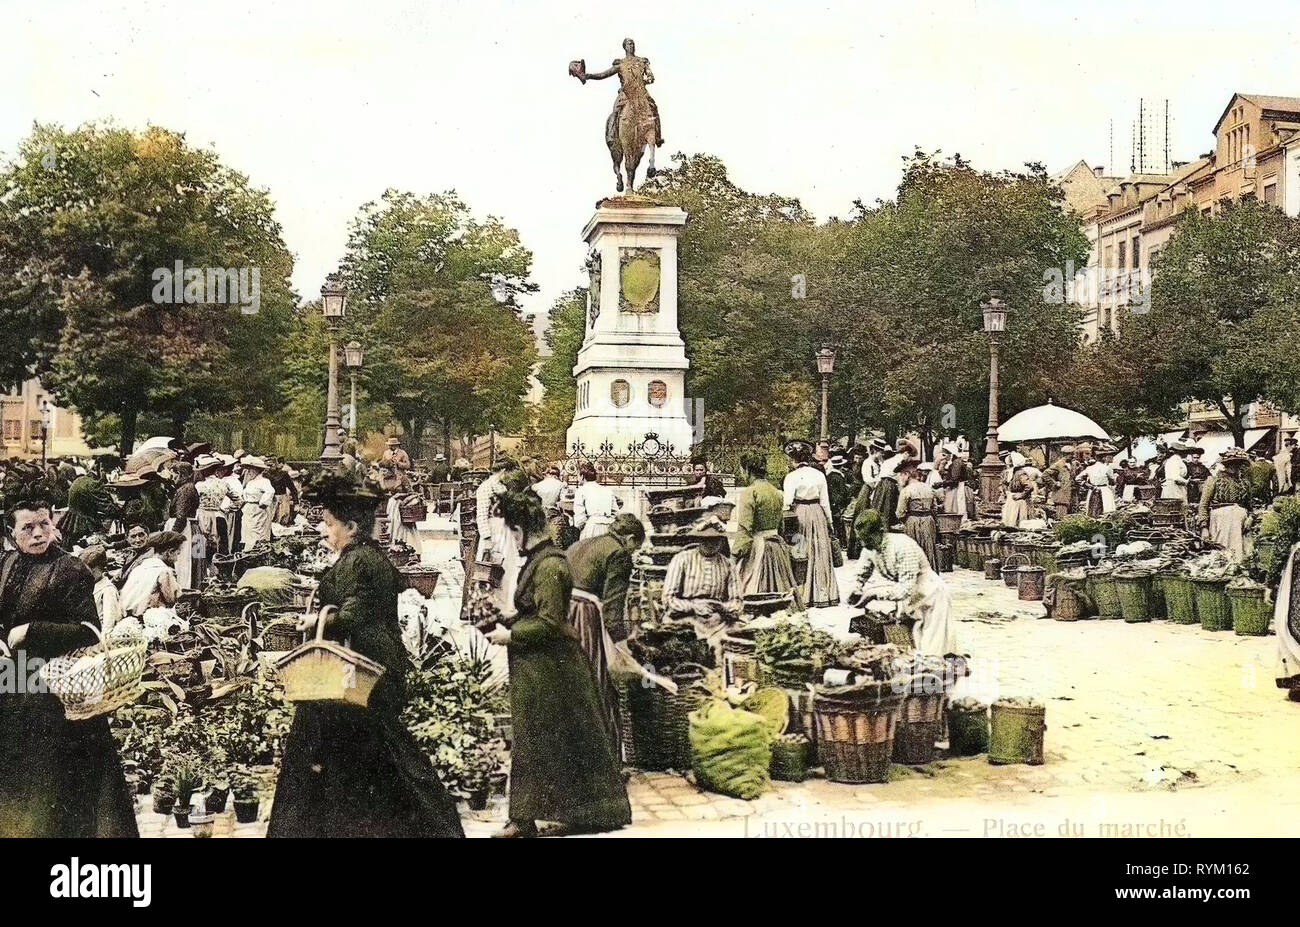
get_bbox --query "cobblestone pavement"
[138,564,1300,838]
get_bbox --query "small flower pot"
[205,788,229,814]
[173,805,193,829]
[152,792,177,815]
[233,799,261,824]
[136,777,153,796]
[466,786,489,811]
[188,814,215,838]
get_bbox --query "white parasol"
[998,401,1109,444]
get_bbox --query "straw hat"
[241,455,269,471]
[386,437,401,447]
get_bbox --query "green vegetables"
[1251,496,1300,587]
[752,621,848,672]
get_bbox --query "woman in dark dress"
[0,499,137,838]
[268,479,464,838]
[486,489,631,838]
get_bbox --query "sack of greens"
[688,699,772,800]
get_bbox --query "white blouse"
[782,465,832,519]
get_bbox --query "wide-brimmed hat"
[109,475,148,489]
[194,455,222,472]
[783,438,815,458]
[241,456,269,471]
[1219,447,1250,464]
[868,438,890,453]
[686,517,729,539]
[386,437,401,447]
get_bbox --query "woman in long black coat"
[0,500,138,838]
[268,483,464,838]
[486,489,631,838]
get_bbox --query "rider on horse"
[578,38,664,151]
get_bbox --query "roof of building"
[1213,93,1300,133]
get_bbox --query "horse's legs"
[625,146,641,191]
[645,141,657,178]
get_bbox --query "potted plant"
[162,755,204,827]
[151,779,176,816]
[188,809,215,838]
[205,772,230,814]
[230,765,262,823]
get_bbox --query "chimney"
[1107,191,1122,209]
[1093,165,1106,177]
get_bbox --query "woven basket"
[946,704,990,756]
[1087,567,1122,619]
[1227,586,1271,636]
[770,734,812,782]
[620,667,709,771]
[720,635,760,687]
[398,499,426,526]
[1114,571,1155,623]
[1162,574,1198,624]
[935,512,964,536]
[1194,578,1232,631]
[34,623,146,721]
[399,566,440,598]
[203,589,257,621]
[893,688,945,765]
[1002,554,1030,588]
[261,619,304,652]
[1047,574,1088,621]
[813,690,904,784]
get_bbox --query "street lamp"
[39,399,51,466]
[319,274,348,468]
[978,297,1009,515]
[816,345,837,442]
[345,340,364,436]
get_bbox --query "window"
[1131,237,1140,268]
[647,380,668,408]
[2,419,19,440]
[610,379,631,408]
[1264,182,1277,205]
[1117,241,1126,270]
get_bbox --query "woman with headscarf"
[484,489,631,838]
[268,476,464,838]
[782,441,840,608]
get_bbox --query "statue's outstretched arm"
[586,65,618,80]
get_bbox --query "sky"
[4,0,1299,319]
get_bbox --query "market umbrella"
[125,447,176,474]
[998,401,1109,444]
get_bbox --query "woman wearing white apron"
[573,463,620,540]
[238,457,275,549]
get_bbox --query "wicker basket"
[1017,566,1046,602]
[1162,573,1198,624]
[202,589,258,621]
[813,688,905,784]
[275,607,385,708]
[1086,566,1122,619]
[619,667,709,771]
[399,566,440,598]
[770,734,812,782]
[1002,554,1030,588]
[1046,573,1089,621]
[290,580,318,610]
[1194,577,1232,631]
[398,499,426,526]
[33,622,146,721]
[1228,586,1271,636]
[261,618,304,652]
[893,686,945,765]
[720,635,760,687]
[935,512,964,536]
[1114,571,1155,623]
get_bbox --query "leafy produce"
[752,620,849,671]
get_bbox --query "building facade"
[0,379,97,460]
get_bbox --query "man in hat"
[118,530,185,616]
[1199,449,1253,561]
[380,437,412,493]
[0,498,138,837]
[1043,445,1081,517]
[660,519,740,627]
[238,456,275,550]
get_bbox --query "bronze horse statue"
[570,38,664,192]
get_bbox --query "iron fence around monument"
[558,432,734,491]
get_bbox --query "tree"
[0,123,295,456]
[1131,199,1300,446]
[283,190,538,458]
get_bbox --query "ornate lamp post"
[319,275,348,468]
[816,345,837,442]
[978,297,1009,515]
[345,340,364,436]
[39,398,52,466]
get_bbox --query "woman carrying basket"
[267,476,464,838]
[0,498,138,838]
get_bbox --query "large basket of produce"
[1085,565,1122,619]
[893,675,945,765]
[1045,570,1090,621]
[1114,567,1156,623]
[399,565,440,598]
[988,697,1045,766]
[1227,580,1271,636]
[1161,572,1198,624]
[971,536,997,570]
[946,698,989,756]
[1193,577,1232,632]
[753,621,847,688]
[770,733,812,782]
[385,545,418,569]
[201,586,258,620]
[620,665,709,771]
[812,681,905,784]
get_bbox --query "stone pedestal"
[566,197,694,457]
